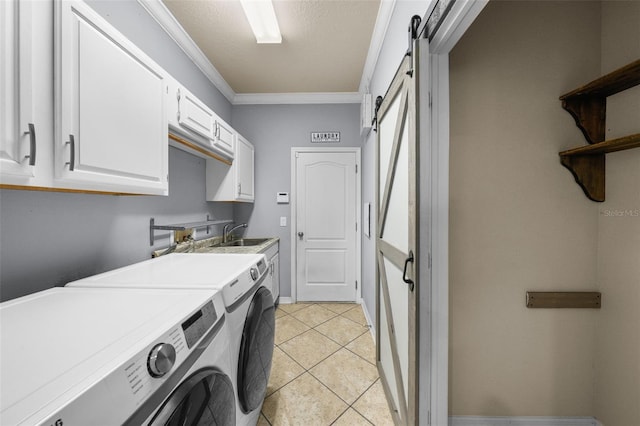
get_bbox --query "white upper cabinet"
[213,116,235,159]
[1,0,54,187]
[206,134,254,203]
[54,0,168,195]
[178,88,216,140]
[167,76,235,164]
[235,135,255,201]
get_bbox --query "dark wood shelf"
[559,134,640,202]
[560,133,640,156]
[560,59,640,144]
[559,59,640,202]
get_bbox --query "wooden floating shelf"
[560,133,640,157]
[560,59,640,144]
[559,59,640,202]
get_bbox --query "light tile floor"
[259,303,394,426]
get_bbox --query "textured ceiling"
[162,0,380,94]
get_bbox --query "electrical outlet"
[174,229,193,242]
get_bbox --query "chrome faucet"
[223,223,247,242]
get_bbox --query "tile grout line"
[268,304,384,426]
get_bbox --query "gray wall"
[0,0,233,301]
[231,104,361,298]
[0,148,233,301]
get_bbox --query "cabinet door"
[271,252,280,301]
[1,0,53,186]
[235,136,254,201]
[55,0,168,195]
[178,87,215,140]
[213,117,235,158]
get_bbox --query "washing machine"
[0,287,235,426]
[66,253,275,426]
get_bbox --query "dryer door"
[150,368,235,426]
[237,286,275,413]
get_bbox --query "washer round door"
[237,287,275,413]
[150,368,235,426]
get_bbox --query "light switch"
[280,217,287,227]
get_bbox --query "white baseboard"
[449,416,600,426]
[278,297,293,304]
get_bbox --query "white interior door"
[376,54,419,425]
[295,150,358,302]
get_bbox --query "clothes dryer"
[0,287,235,426]
[66,253,275,426]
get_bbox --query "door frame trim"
[420,1,489,424]
[290,147,362,303]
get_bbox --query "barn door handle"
[402,250,414,291]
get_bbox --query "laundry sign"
[311,131,340,143]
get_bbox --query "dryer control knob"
[148,343,176,378]
[250,268,258,281]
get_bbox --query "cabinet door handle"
[24,123,36,166]
[66,134,75,171]
[402,250,415,291]
[238,183,241,196]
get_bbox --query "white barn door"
[376,51,420,425]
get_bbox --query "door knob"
[297,231,304,239]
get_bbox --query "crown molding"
[233,92,361,105]
[138,0,385,106]
[358,0,397,94]
[137,0,235,102]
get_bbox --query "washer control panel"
[256,259,267,276]
[147,343,176,377]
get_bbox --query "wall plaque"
[311,132,340,143]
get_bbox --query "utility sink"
[218,238,270,247]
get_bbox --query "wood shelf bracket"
[560,96,606,144]
[559,59,640,144]
[558,59,640,201]
[559,134,640,202]
[559,153,606,202]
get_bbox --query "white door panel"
[295,151,358,302]
[306,249,347,283]
[76,21,163,179]
[381,123,409,252]
[178,90,215,140]
[56,0,167,194]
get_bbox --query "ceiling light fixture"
[239,0,282,44]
